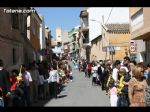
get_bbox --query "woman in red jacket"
[10,70,18,92]
[10,69,25,106]
[9,69,18,106]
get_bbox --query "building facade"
[55,27,70,58]
[56,27,63,43]
[102,24,130,61]
[0,7,34,69]
[27,9,42,62]
[68,26,80,59]
[38,14,46,61]
[45,26,52,62]
[80,7,129,62]
[129,7,150,64]
[80,9,90,62]
[90,35,106,61]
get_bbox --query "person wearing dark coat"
[97,60,105,90]
[0,59,11,107]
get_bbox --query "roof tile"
[105,24,130,33]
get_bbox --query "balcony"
[80,10,88,18]
[83,38,89,43]
[80,10,89,31]
[131,8,144,33]
[130,8,150,40]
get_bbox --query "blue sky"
[35,7,82,38]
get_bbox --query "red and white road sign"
[130,45,136,52]
[129,41,136,54]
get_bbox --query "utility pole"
[102,15,107,61]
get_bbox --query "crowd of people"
[78,56,150,107]
[0,59,73,107]
[1,55,150,107]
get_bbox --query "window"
[24,16,27,36]
[13,48,16,64]
[20,14,25,34]
[131,8,144,32]
[12,13,19,29]
[83,32,89,43]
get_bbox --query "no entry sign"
[130,45,136,52]
[130,41,136,54]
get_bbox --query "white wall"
[42,16,46,49]
[135,40,146,63]
[88,7,129,42]
[40,25,42,48]
[62,31,69,43]
[56,27,62,42]
[27,16,31,40]
[39,14,46,49]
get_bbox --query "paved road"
[42,61,110,107]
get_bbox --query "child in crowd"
[108,78,118,107]
[117,68,126,95]
[117,68,129,107]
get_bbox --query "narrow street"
[34,61,110,107]
[0,7,150,107]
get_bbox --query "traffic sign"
[129,41,136,54]
[130,45,136,52]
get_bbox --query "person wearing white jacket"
[92,65,99,86]
[48,65,59,99]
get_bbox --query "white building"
[56,27,62,42]
[55,27,70,58]
[56,27,70,43]
[27,10,42,62]
[80,7,130,62]
[39,14,46,61]
[87,7,129,41]
[88,7,129,42]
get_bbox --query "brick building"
[0,7,34,69]
[27,9,42,62]
[101,24,130,61]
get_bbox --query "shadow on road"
[31,97,52,107]
[57,95,67,99]
[32,84,68,107]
